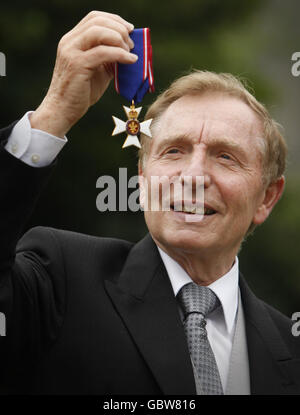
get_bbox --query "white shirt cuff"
[5,111,68,167]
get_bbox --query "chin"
[155,229,216,255]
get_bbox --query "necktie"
[177,282,224,395]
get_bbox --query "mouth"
[170,203,217,216]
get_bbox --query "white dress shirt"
[158,247,239,392]
[5,112,239,392]
[5,111,67,167]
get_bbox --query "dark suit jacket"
[0,122,299,395]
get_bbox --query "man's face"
[139,92,268,258]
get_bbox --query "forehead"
[153,92,262,144]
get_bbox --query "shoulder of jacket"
[21,225,134,250]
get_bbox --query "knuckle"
[89,15,104,27]
[57,35,74,57]
[119,48,129,59]
[82,25,101,45]
[58,34,67,49]
[57,43,77,66]
[119,24,128,39]
[115,31,123,44]
[87,25,100,36]
[88,10,100,19]
[111,12,121,20]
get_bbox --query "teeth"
[182,206,195,214]
[182,206,202,214]
[172,205,215,215]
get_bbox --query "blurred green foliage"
[0,0,299,316]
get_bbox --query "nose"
[180,147,212,189]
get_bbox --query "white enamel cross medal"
[112,100,153,149]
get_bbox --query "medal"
[112,100,152,149]
[112,28,154,149]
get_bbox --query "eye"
[219,153,232,160]
[166,148,180,154]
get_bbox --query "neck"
[154,239,238,285]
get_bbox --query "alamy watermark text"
[0,312,6,336]
[96,168,205,222]
[291,52,300,77]
[0,52,6,77]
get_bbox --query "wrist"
[30,101,70,139]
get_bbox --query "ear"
[253,176,285,225]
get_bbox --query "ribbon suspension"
[112,28,154,149]
[114,28,154,103]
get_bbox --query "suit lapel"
[104,240,300,395]
[240,275,300,395]
[104,233,196,395]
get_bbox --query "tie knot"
[177,282,220,319]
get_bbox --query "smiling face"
[139,92,279,260]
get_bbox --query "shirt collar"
[157,247,239,335]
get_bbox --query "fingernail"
[129,23,134,32]
[129,39,135,50]
[130,53,138,62]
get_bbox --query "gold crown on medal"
[128,104,138,120]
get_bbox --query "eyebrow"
[207,137,249,159]
[155,133,249,160]
[154,133,194,153]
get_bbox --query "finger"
[71,17,134,50]
[75,26,130,52]
[83,45,138,69]
[76,10,134,33]
[103,62,115,77]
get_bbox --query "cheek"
[143,209,174,245]
[146,156,184,177]
[143,166,183,204]
[219,176,261,215]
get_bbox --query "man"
[0,11,299,395]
